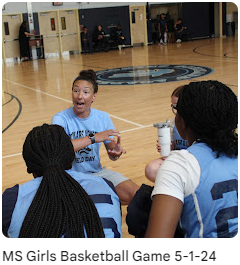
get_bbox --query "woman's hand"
[107,135,126,161]
[95,130,120,143]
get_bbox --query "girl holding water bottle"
[145,86,188,182]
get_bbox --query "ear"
[92,93,97,103]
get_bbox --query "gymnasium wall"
[3,2,228,43]
[2,2,145,14]
[182,2,211,38]
[78,6,131,45]
[182,2,227,38]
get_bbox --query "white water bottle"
[154,119,171,157]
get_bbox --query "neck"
[73,107,91,119]
[185,129,195,146]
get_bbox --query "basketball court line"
[2,79,153,159]
[2,78,145,127]
[2,124,154,159]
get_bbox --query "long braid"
[177,81,238,157]
[19,124,104,238]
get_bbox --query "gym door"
[2,14,22,61]
[129,5,148,46]
[38,9,80,57]
[59,10,80,53]
[38,11,60,55]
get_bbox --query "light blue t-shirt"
[52,108,115,173]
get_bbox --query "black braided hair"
[19,124,104,238]
[72,69,98,93]
[177,80,238,157]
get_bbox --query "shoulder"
[2,185,19,237]
[52,108,73,124]
[67,170,118,197]
[167,149,199,168]
[153,150,200,201]
[91,109,112,124]
[160,150,200,179]
[91,108,110,117]
[53,107,72,118]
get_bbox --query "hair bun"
[79,69,97,81]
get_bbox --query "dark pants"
[82,39,93,52]
[176,29,187,40]
[159,27,166,43]
[96,37,108,50]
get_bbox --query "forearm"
[71,137,92,152]
[72,130,118,152]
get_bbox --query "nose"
[77,90,84,99]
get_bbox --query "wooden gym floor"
[2,36,238,238]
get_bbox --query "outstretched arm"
[72,129,120,152]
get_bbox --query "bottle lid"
[153,119,170,128]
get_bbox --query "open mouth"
[77,102,84,106]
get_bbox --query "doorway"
[2,14,22,62]
[38,9,80,57]
[129,5,148,46]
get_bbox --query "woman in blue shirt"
[52,69,139,205]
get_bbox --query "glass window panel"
[132,12,135,23]
[4,22,9,35]
[51,18,56,31]
[61,17,66,30]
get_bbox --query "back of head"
[20,124,104,238]
[20,21,27,28]
[23,124,74,176]
[177,81,238,157]
[72,69,98,93]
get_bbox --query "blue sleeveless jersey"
[173,125,189,150]
[3,171,122,238]
[180,143,238,238]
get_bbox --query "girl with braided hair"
[145,80,238,238]
[2,124,122,237]
[52,69,139,205]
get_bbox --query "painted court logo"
[96,65,213,85]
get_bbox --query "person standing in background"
[158,13,168,45]
[19,21,33,61]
